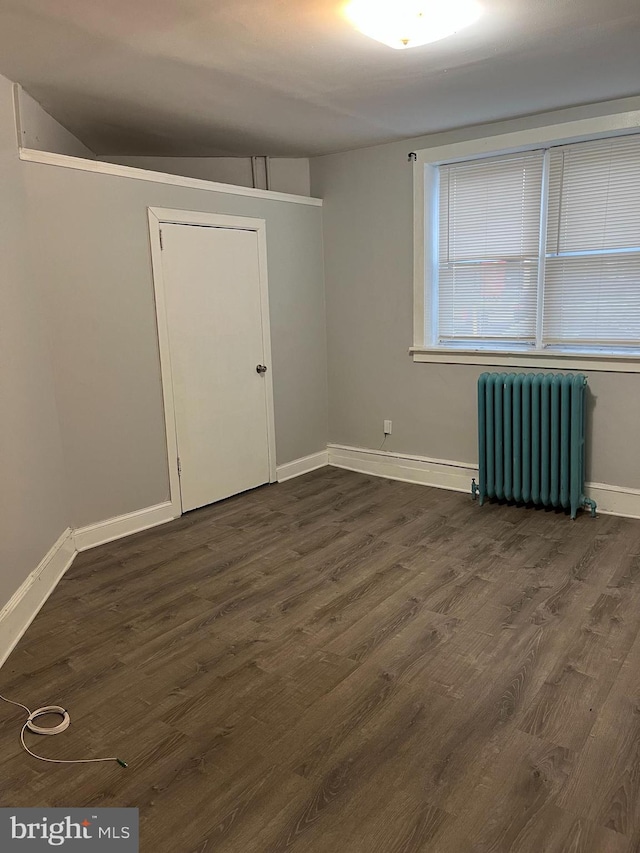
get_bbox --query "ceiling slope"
[1,0,639,156]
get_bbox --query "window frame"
[411,108,640,372]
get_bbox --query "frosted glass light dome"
[344,0,483,49]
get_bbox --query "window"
[429,132,640,357]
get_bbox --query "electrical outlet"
[384,419,392,435]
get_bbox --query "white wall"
[311,95,640,490]
[0,76,70,609]
[17,87,95,159]
[98,156,311,197]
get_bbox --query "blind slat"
[544,135,640,347]
[438,151,543,343]
[543,253,640,345]
[436,133,640,350]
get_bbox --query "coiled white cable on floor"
[1,694,127,767]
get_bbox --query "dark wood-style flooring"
[3,467,640,851]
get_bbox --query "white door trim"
[148,207,277,517]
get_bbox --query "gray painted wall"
[24,165,327,529]
[2,70,326,610]
[0,76,69,608]
[311,97,640,490]
[16,89,312,197]
[267,159,311,197]
[17,87,95,159]
[97,156,311,197]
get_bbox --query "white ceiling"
[1,0,640,157]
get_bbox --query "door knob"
[256,364,268,374]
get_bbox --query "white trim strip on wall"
[328,443,476,494]
[276,450,329,482]
[3,449,640,669]
[586,483,640,520]
[147,209,183,520]
[0,528,76,670]
[326,443,640,519]
[410,347,640,373]
[73,501,177,552]
[18,148,323,207]
[11,83,24,150]
[0,502,178,668]
[414,109,640,167]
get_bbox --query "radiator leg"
[583,497,597,518]
[471,478,478,501]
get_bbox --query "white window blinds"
[434,133,640,352]
[544,135,640,347]
[437,151,544,344]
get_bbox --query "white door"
[160,223,272,512]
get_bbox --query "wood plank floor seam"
[2,467,640,852]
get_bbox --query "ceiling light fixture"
[344,0,483,50]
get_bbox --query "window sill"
[409,347,640,373]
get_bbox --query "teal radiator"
[472,373,596,519]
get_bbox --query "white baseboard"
[327,443,476,493]
[0,502,178,669]
[585,482,640,520]
[326,443,640,520]
[73,501,177,551]
[2,460,636,673]
[0,528,76,670]
[276,450,329,483]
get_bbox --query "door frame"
[148,206,277,517]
